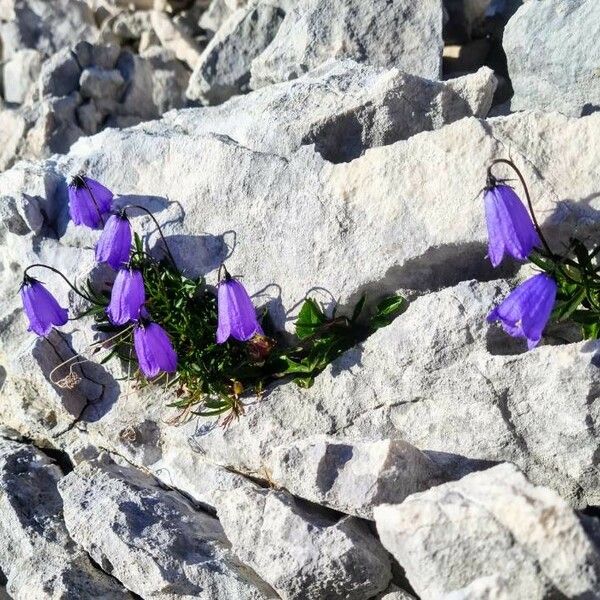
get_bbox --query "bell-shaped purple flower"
[133,322,177,378]
[68,175,113,229]
[106,268,145,325]
[95,212,132,270]
[216,275,263,344]
[484,184,541,267]
[20,277,68,336]
[488,273,557,349]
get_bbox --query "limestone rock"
[270,437,447,518]
[151,9,203,68]
[2,48,42,104]
[0,438,131,599]
[58,454,278,599]
[0,109,26,170]
[186,60,496,161]
[250,0,444,89]
[374,463,600,599]
[504,0,600,116]
[2,105,600,515]
[80,67,125,100]
[39,47,82,98]
[217,483,392,599]
[187,1,285,105]
[0,0,98,59]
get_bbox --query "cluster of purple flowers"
[484,173,557,349]
[21,175,264,379]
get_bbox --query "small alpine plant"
[21,174,406,422]
[484,159,600,347]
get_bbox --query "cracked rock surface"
[1,0,600,598]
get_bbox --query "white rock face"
[374,463,600,599]
[58,454,278,599]
[216,483,392,599]
[270,437,447,518]
[186,60,496,160]
[1,106,600,515]
[0,438,132,599]
[250,0,444,88]
[504,0,600,116]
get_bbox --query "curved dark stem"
[487,159,554,258]
[24,264,98,304]
[125,205,177,269]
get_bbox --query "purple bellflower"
[106,268,145,325]
[95,212,132,269]
[484,183,541,267]
[68,175,113,229]
[488,273,557,349]
[216,269,263,344]
[20,276,68,336]
[133,322,177,378]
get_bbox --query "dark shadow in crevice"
[423,449,502,483]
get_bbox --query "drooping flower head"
[95,211,132,270]
[484,179,541,267]
[216,266,263,344]
[106,268,145,325]
[133,321,177,378]
[68,174,113,229]
[20,275,68,336]
[488,273,557,349]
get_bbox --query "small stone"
[79,67,125,100]
[38,48,82,98]
[2,49,42,104]
[77,99,102,135]
[150,9,203,68]
[187,2,285,104]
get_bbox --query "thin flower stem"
[487,159,554,258]
[125,205,177,268]
[24,264,97,304]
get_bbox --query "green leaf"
[295,298,327,339]
[371,294,407,330]
[351,295,366,322]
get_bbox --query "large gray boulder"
[0,438,132,599]
[216,483,392,599]
[58,454,278,599]
[374,463,600,599]
[504,0,600,116]
[250,0,444,88]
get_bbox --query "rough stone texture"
[185,60,496,162]
[39,47,82,97]
[150,9,203,68]
[187,1,285,104]
[2,108,600,518]
[374,463,600,599]
[216,483,392,599]
[58,454,278,599]
[250,0,444,89]
[504,0,600,116]
[0,109,26,170]
[0,0,98,59]
[270,437,447,518]
[2,48,42,104]
[0,438,131,599]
